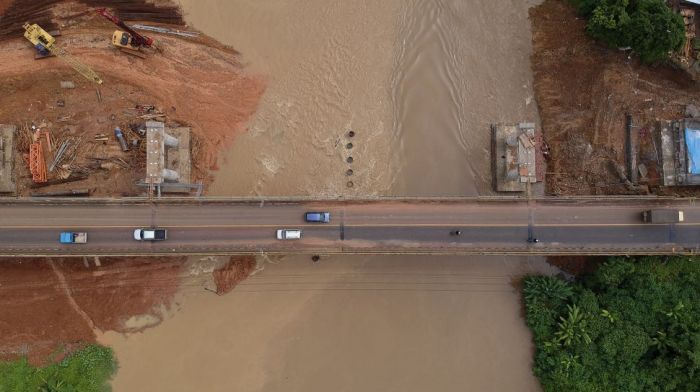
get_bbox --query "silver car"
[276,229,302,240]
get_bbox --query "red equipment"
[96,8,154,48]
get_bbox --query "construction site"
[0,0,264,197]
[531,0,700,196]
[4,1,700,390]
[0,0,265,366]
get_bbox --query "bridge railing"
[0,195,696,206]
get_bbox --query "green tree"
[554,304,592,347]
[586,0,631,47]
[625,0,686,62]
[523,256,700,391]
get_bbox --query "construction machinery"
[23,23,103,84]
[96,8,155,58]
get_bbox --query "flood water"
[100,1,549,391]
[101,256,555,392]
[390,0,540,195]
[181,0,403,196]
[179,0,539,197]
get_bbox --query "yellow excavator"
[23,23,103,85]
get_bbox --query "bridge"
[1,197,699,257]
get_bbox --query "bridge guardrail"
[0,195,697,205]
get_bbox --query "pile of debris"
[492,122,542,193]
[0,0,184,40]
[668,0,700,78]
[19,123,88,191]
[14,100,198,197]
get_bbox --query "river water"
[100,1,549,391]
[178,0,538,197]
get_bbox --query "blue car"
[305,212,330,223]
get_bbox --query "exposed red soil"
[530,0,700,196]
[0,257,183,365]
[0,1,263,366]
[0,4,264,195]
[213,256,256,295]
[56,257,184,332]
[0,258,94,364]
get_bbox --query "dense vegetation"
[0,345,117,392]
[570,0,686,62]
[524,256,700,392]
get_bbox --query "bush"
[0,344,117,392]
[569,0,686,63]
[523,256,700,392]
[626,0,686,63]
[586,0,631,47]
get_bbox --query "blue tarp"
[685,127,700,174]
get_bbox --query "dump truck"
[59,232,87,244]
[641,209,684,224]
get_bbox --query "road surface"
[0,198,698,256]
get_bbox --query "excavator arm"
[96,8,153,48]
[23,23,103,85]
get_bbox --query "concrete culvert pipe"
[162,169,180,182]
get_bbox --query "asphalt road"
[1,199,699,256]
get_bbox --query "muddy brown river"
[100,1,549,391]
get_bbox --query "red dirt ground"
[0,257,184,365]
[213,256,256,295]
[0,1,263,366]
[0,3,264,195]
[0,258,94,364]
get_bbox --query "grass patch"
[0,344,117,392]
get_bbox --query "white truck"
[133,228,168,241]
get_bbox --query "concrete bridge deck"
[0,197,699,256]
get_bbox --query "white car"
[133,228,167,241]
[276,229,302,240]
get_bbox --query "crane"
[23,23,103,85]
[96,8,154,48]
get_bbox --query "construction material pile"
[0,0,184,40]
[18,104,172,195]
[19,122,88,189]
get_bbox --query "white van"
[276,229,302,240]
